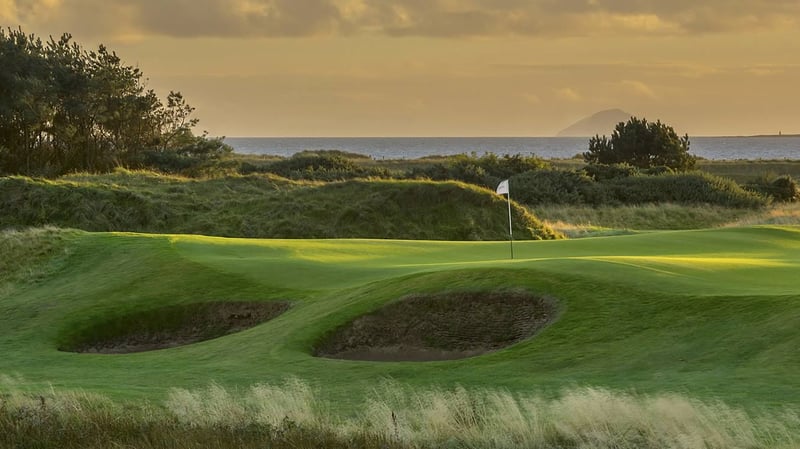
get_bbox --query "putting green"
[1,226,799,410]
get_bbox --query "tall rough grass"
[535,203,757,235]
[729,203,800,227]
[3,376,798,449]
[0,227,75,297]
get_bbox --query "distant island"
[556,109,633,137]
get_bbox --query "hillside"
[0,170,559,241]
[557,109,633,137]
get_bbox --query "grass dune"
[0,171,558,240]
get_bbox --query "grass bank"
[0,170,558,240]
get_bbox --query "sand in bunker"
[314,290,558,362]
[67,301,290,354]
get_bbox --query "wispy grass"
[4,378,797,449]
[355,381,799,449]
[534,202,800,237]
[728,203,800,227]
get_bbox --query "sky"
[3,0,800,137]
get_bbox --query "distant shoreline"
[746,133,800,138]
[224,136,800,161]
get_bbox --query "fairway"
[2,226,799,411]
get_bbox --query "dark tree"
[0,28,229,176]
[583,117,696,171]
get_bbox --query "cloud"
[620,80,658,99]
[10,0,345,38]
[555,87,581,102]
[7,0,800,39]
[2,0,63,23]
[746,66,785,77]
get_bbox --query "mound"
[278,179,560,240]
[0,175,561,240]
[314,291,558,361]
[557,108,633,137]
[60,301,290,354]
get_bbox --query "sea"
[224,136,800,161]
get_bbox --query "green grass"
[1,225,799,414]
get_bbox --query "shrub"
[582,163,638,181]
[747,174,799,202]
[583,117,696,171]
[510,169,606,205]
[254,152,392,181]
[138,135,233,176]
[411,153,550,189]
[268,153,358,176]
[505,169,767,208]
[606,172,768,208]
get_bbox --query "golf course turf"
[1,225,799,413]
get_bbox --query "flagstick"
[506,191,514,260]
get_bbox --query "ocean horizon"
[225,136,800,161]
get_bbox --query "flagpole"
[496,179,514,260]
[506,189,514,260]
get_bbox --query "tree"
[0,27,225,176]
[583,117,696,171]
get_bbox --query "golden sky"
[4,0,800,137]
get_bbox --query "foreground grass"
[3,379,798,449]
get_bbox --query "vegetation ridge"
[0,170,559,240]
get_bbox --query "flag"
[496,179,509,195]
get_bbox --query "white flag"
[496,179,509,195]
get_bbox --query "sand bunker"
[63,301,290,354]
[314,290,558,361]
